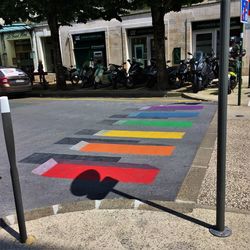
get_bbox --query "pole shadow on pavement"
[70,170,212,230]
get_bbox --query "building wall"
[58,0,249,75]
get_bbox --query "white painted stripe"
[94,130,108,136]
[95,200,102,209]
[32,158,58,175]
[248,100,250,107]
[6,215,16,225]
[52,204,59,215]
[70,141,89,151]
[134,200,143,209]
[0,96,10,113]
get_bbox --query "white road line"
[248,100,250,107]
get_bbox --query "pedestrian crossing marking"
[94,130,185,139]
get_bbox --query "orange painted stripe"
[80,143,175,156]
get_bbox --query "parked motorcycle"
[126,59,145,89]
[177,59,190,86]
[144,59,157,88]
[63,66,80,85]
[80,65,94,88]
[93,62,112,89]
[109,63,127,89]
[188,51,205,93]
[166,60,178,88]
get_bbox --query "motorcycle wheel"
[125,77,135,89]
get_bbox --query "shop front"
[72,31,107,69]
[192,17,241,57]
[127,27,154,67]
[0,25,34,71]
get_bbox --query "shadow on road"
[70,169,213,230]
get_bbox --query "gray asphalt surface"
[0,97,216,217]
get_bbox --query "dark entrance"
[72,32,106,69]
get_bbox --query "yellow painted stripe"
[96,130,185,139]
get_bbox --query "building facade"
[0,0,249,75]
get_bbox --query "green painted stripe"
[114,119,193,128]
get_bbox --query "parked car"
[0,67,32,94]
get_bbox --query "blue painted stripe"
[128,112,199,118]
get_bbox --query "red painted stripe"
[42,163,159,184]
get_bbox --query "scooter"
[166,60,178,88]
[126,59,145,89]
[177,59,190,86]
[109,63,127,89]
[93,63,112,89]
[63,65,80,85]
[80,65,94,88]
[188,51,205,93]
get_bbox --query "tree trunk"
[47,14,66,89]
[151,5,168,90]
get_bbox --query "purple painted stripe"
[141,105,204,111]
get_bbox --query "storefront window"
[195,33,213,56]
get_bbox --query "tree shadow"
[70,169,213,230]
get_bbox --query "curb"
[181,92,215,102]
[26,90,183,98]
[2,199,195,226]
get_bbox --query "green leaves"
[0,0,140,26]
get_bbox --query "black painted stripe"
[20,153,121,164]
[75,129,98,135]
[55,137,141,145]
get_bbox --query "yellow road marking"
[95,130,185,139]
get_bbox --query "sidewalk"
[0,77,249,249]
[28,77,250,104]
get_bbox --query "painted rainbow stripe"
[71,141,175,156]
[114,119,193,128]
[128,112,199,118]
[140,105,204,111]
[32,159,160,184]
[94,130,185,139]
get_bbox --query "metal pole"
[238,24,244,106]
[0,96,28,243]
[248,58,250,88]
[209,0,232,237]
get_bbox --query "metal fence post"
[0,96,28,243]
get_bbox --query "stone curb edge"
[26,91,183,98]
[181,92,216,102]
[2,199,195,226]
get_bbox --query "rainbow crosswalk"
[32,103,204,185]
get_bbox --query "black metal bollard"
[0,96,28,243]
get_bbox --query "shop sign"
[73,32,105,42]
[240,0,249,23]
[127,27,153,37]
[192,17,240,30]
[5,31,30,40]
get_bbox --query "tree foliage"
[0,0,138,88]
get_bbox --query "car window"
[0,68,26,77]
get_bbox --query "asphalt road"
[0,97,217,217]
